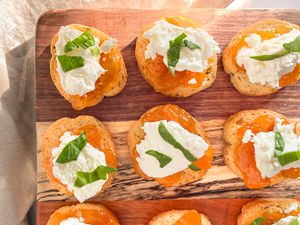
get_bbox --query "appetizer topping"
[242,118,300,178]
[251,217,264,225]
[285,203,299,213]
[174,210,201,225]
[55,26,117,96]
[143,19,220,73]
[60,217,89,225]
[52,132,115,202]
[273,216,299,225]
[136,120,208,178]
[236,29,300,88]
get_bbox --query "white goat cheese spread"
[236,29,300,88]
[273,214,300,225]
[60,217,89,225]
[136,120,209,178]
[52,132,108,202]
[242,118,300,178]
[143,19,220,73]
[55,26,116,96]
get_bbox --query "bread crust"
[46,203,120,225]
[41,115,117,198]
[223,109,292,188]
[238,199,300,225]
[148,210,211,225]
[50,24,127,110]
[135,16,217,97]
[223,18,300,96]
[128,104,213,187]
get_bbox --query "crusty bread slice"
[223,18,300,96]
[223,109,290,188]
[128,104,213,187]
[238,199,300,225]
[135,16,217,97]
[50,24,127,110]
[46,203,120,225]
[148,210,211,225]
[42,115,117,198]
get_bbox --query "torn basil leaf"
[188,164,201,171]
[251,217,264,225]
[290,218,299,225]
[167,33,187,75]
[158,122,197,162]
[64,31,95,53]
[277,151,300,166]
[74,165,117,188]
[146,150,172,168]
[56,132,87,163]
[182,39,201,50]
[57,55,84,72]
[250,35,300,61]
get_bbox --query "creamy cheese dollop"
[55,26,116,96]
[236,29,300,88]
[242,118,300,178]
[273,214,300,225]
[143,19,220,73]
[60,217,90,225]
[52,132,108,202]
[136,120,209,178]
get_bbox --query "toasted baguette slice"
[223,18,300,96]
[128,104,213,187]
[135,16,217,97]
[238,199,300,225]
[149,210,211,225]
[42,115,117,199]
[46,203,120,225]
[50,24,127,110]
[223,109,300,189]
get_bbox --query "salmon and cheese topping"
[143,19,220,74]
[55,26,116,96]
[241,117,300,179]
[51,131,116,202]
[136,120,209,178]
[236,29,300,89]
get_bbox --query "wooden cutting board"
[36,9,300,225]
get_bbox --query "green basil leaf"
[64,31,95,53]
[290,218,299,225]
[251,217,264,225]
[275,131,285,154]
[167,33,187,75]
[182,39,201,50]
[146,150,172,168]
[277,151,300,166]
[158,122,197,162]
[250,49,289,61]
[188,164,201,171]
[57,55,84,72]
[56,132,87,163]
[283,36,300,53]
[90,46,100,56]
[74,165,117,188]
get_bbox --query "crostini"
[223,18,300,96]
[148,210,211,225]
[135,16,220,97]
[50,24,127,110]
[238,199,300,225]
[42,115,117,202]
[128,104,214,187]
[46,203,120,225]
[223,109,300,189]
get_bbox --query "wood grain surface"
[36,8,300,225]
